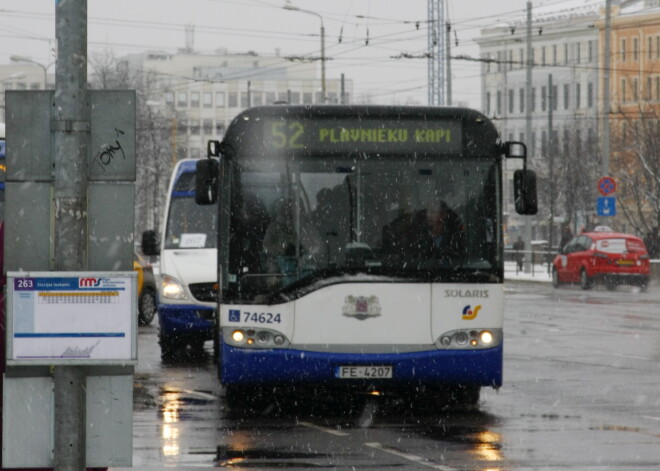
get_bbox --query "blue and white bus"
[0,122,5,221]
[195,105,537,405]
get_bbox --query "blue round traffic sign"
[598,176,616,196]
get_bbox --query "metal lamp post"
[10,55,55,88]
[283,3,326,103]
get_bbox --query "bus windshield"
[228,155,499,302]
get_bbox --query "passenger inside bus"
[262,195,323,287]
[383,199,466,266]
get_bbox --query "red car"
[552,231,650,290]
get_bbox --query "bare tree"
[89,51,187,240]
[611,106,660,236]
[536,122,600,244]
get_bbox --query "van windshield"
[164,195,217,249]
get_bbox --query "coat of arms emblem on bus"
[342,295,381,320]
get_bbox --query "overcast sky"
[0,0,592,108]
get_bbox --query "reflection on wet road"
[114,282,660,470]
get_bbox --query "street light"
[0,72,25,82]
[283,3,326,104]
[9,55,55,88]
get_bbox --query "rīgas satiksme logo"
[79,277,104,288]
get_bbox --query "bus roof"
[222,105,500,159]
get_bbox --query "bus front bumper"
[220,344,502,389]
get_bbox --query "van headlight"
[436,329,502,349]
[160,274,188,300]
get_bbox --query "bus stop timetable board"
[6,272,137,366]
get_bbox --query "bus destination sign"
[264,119,462,154]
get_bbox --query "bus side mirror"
[141,230,160,256]
[195,158,218,205]
[514,169,538,215]
[208,140,221,157]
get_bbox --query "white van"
[142,159,217,360]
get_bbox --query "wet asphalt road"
[112,281,660,470]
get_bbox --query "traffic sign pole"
[53,1,88,469]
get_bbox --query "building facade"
[118,49,352,160]
[597,0,660,235]
[476,2,602,245]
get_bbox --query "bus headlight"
[224,328,290,349]
[435,329,502,350]
[160,274,188,300]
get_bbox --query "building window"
[563,84,569,109]
[632,77,638,101]
[531,87,536,111]
[265,91,275,104]
[519,48,524,69]
[496,91,502,114]
[303,92,313,104]
[241,92,249,107]
[633,37,639,61]
[203,92,212,108]
[542,46,546,66]
[551,85,558,110]
[621,78,627,102]
[588,40,594,62]
[649,36,653,60]
[576,83,581,108]
[621,39,627,62]
[541,130,547,153]
[215,92,225,107]
[508,50,513,71]
[553,45,557,65]
[497,51,502,72]
[587,82,593,108]
[177,92,187,108]
[191,148,201,159]
[657,36,660,59]
[656,76,660,101]
[575,42,581,63]
[190,92,200,107]
[486,92,491,115]
[165,91,174,106]
[509,89,514,114]
[203,119,213,135]
[190,120,200,135]
[215,122,225,136]
[178,119,188,135]
[519,88,525,113]
[564,43,569,65]
[541,86,547,111]
[253,92,263,106]
[647,77,653,101]
[228,92,238,107]
[315,91,323,103]
[290,91,301,105]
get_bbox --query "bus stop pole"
[53,0,88,469]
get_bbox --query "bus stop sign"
[597,176,616,196]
